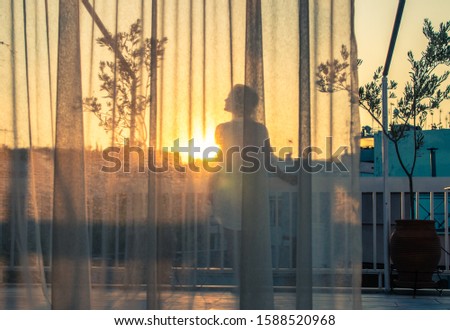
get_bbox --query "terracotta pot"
[390,220,441,285]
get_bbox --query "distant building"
[360,129,450,177]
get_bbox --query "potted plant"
[317,19,450,289]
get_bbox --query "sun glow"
[176,132,219,163]
[195,135,219,160]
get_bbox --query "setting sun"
[175,132,219,163]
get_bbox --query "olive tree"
[84,19,167,146]
[317,19,450,218]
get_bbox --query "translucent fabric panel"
[0,0,361,310]
[308,0,362,309]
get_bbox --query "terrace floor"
[1,286,450,310]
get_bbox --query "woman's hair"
[229,84,259,116]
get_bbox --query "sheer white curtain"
[0,0,361,310]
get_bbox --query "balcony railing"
[1,176,449,289]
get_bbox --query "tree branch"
[81,0,135,81]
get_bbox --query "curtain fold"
[308,0,361,309]
[51,0,91,309]
[297,0,313,310]
[0,0,361,310]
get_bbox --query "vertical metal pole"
[430,192,434,220]
[381,77,391,291]
[381,0,406,292]
[400,192,405,219]
[444,188,449,271]
[372,193,377,270]
[415,192,420,219]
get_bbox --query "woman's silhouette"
[211,84,295,287]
